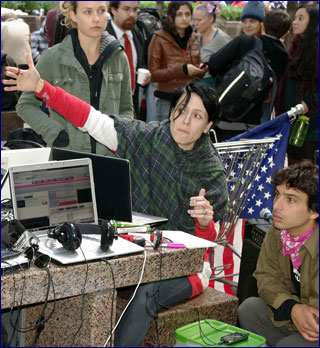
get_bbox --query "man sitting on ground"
[238,160,319,347]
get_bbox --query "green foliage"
[1,1,57,14]
[139,1,168,13]
[220,5,243,21]
[139,1,158,8]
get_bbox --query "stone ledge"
[117,287,238,347]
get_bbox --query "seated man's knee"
[237,297,265,326]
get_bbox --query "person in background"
[1,51,18,111]
[240,1,265,36]
[30,19,49,64]
[232,1,245,7]
[238,160,319,347]
[148,1,206,122]
[271,1,287,10]
[16,1,133,156]
[45,7,59,47]
[107,1,151,120]
[276,4,319,165]
[1,13,31,68]
[193,2,232,85]
[208,9,291,141]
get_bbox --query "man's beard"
[122,18,136,30]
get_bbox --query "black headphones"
[47,220,116,251]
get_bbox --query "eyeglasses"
[119,6,139,15]
[25,244,50,268]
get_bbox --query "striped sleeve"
[35,80,118,151]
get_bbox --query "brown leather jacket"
[148,29,201,94]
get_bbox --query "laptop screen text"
[13,165,95,230]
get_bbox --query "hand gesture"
[188,188,214,228]
[3,53,43,93]
[187,64,206,78]
[291,303,319,341]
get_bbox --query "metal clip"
[12,231,40,252]
[287,104,305,124]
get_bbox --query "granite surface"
[1,247,205,347]
[117,287,239,347]
[1,247,204,309]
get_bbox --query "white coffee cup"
[137,68,150,85]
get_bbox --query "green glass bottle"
[289,115,310,147]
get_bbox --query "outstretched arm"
[3,53,118,151]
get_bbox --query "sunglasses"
[25,243,51,268]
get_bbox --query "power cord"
[9,260,56,345]
[103,250,148,347]
[101,259,116,347]
[195,309,237,346]
[71,246,89,346]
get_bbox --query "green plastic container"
[174,319,266,347]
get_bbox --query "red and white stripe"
[209,219,245,296]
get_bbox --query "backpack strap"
[254,36,278,117]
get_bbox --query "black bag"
[215,37,277,123]
[1,219,25,249]
[6,128,47,147]
[137,7,162,46]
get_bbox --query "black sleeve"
[271,299,298,321]
[133,26,147,68]
[208,35,254,77]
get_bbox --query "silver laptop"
[9,159,143,264]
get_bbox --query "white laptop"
[8,159,144,264]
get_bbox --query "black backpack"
[137,7,162,46]
[215,37,277,123]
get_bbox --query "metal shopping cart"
[209,104,304,287]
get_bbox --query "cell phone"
[200,62,208,69]
[220,332,248,344]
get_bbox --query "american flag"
[226,113,291,219]
[209,114,291,295]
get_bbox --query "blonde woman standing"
[16,1,133,155]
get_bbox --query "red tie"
[123,33,135,93]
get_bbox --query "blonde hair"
[59,1,78,28]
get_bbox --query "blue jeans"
[155,98,171,122]
[114,277,192,347]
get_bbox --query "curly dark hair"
[289,5,319,82]
[272,160,319,220]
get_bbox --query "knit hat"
[240,1,265,22]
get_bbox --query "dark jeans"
[114,276,192,347]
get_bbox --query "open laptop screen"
[9,160,98,231]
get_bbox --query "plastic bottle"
[289,115,310,147]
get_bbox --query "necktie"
[123,33,135,93]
